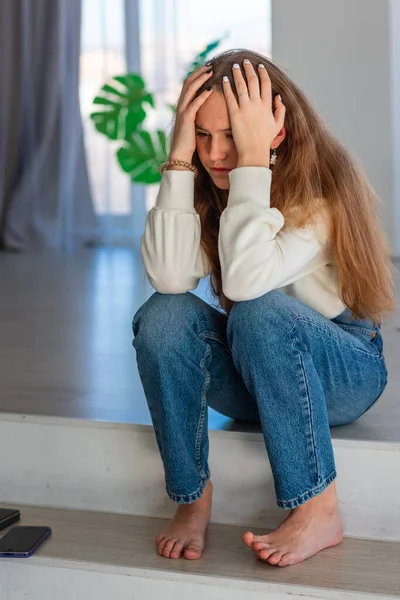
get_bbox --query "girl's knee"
[227,291,290,339]
[132,292,201,345]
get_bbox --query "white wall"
[390,0,400,257]
[271,0,399,256]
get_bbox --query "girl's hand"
[169,66,214,163]
[222,60,286,168]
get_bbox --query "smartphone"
[0,526,52,557]
[0,509,21,531]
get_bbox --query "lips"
[211,168,230,173]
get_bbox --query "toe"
[170,540,185,559]
[277,556,289,567]
[267,551,283,565]
[155,533,165,545]
[253,541,269,552]
[162,538,176,558]
[259,547,276,561]
[184,543,203,560]
[253,533,270,543]
[157,537,167,555]
[242,531,255,547]
[278,552,298,567]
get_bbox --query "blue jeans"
[132,291,388,509]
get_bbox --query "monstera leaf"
[117,130,168,184]
[186,33,229,76]
[90,74,154,140]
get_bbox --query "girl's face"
[195,92,238,190]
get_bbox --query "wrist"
[165,164,192,173]
[237,156,270,169]
[166,153,196,174]
[169,151,194,164]
[160,157,199,177]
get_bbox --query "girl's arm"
[219,167,328,301]
[141,170,211,293]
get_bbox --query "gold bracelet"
[159,160,199,178]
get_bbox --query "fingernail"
[233,63,240,69]
[244,59,251,64]
[278,94,282,101]
[223,76,229,83]
[259,63,265,69]
[206,61,212,67]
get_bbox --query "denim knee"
[132,292,203,353]
[227,291,294,350]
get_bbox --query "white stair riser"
[3,561,395,600]
[0,417,399,541]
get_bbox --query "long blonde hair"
[185,49,396,324]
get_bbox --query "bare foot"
[242,482,344,567]
[156,481,213,560]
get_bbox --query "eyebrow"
[195,125,232,133]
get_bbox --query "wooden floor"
[2,503,400,597]
[0,248,399,441]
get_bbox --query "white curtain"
[0,0,98,251]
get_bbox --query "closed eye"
[196,131,234,139]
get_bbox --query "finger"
[183,68,213,97]
[273,94,286,128]
[231,63,250,103]
[258,63,272,105]
[243,59,260,100]
[222,75,239,114]
[180,70,213,111]
[183,64,212,89]
[188,86,214,115]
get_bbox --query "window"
[80,0,131,241]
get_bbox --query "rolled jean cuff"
[277,469,337,510]
[167,473,211,504]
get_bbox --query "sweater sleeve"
[141,170,211,293]
[219,167,327,302]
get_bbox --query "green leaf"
[167,103,177,114]
[186,32,230,77]
[90,74,154,140]
[117,130,169,184]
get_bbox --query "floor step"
[1,504,400,600]
[1,413,400,542]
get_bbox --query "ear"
[271,126,286,150]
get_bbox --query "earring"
[270,148,277,166]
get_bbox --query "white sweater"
[141,166,346,319]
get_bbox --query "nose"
[209,136,229,163]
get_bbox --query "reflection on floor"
[0,248,398,442]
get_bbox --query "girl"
[132,49,395,567]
